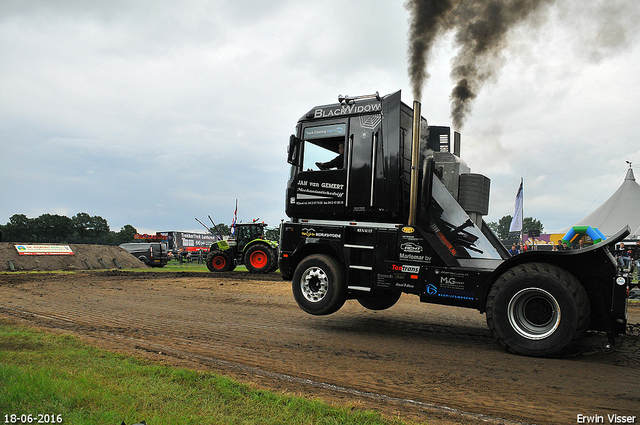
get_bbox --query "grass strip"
[127,264,247,273]
[0,320,416,425]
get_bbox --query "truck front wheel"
[292,254,346,315]
[486,262,590,357]
[206,250,232,272]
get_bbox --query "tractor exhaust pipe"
[408,100,421,226]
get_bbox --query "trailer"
[278,90,631,357]
[157,231,218,253]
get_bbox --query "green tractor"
[205,222,278,273]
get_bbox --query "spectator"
[509,244,519,256]
[556,240,565,251]
[616,243,631,269]
[633,241,640,274]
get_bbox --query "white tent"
[574,165,640,239]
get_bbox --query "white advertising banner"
[14,245,75,256]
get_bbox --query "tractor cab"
[233,223,267,252]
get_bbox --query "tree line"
[1,211,541,245]
[0,213,138,246]
[487,215,544,240]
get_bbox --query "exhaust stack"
[408,100,421,225]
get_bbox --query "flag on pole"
[230,199,238,236]
[509,179,523,233]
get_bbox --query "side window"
[301,124,346,171]
[250,226,262,240]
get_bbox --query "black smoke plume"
[406,0,554,130]
[406,0,458,102]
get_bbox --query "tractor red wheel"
[244,244,276,273]
[211,255,227,270]
[206,251,231,272]
[250,250,268,269]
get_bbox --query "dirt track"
[0,271,638,425]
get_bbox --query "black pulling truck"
[278,90,631,357]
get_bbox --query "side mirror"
[287,135,300,165]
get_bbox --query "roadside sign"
[14,245,74,256]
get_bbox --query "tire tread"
[486,262,590,356]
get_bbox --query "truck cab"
[286,91,415,222]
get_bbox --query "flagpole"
[509,178,524,251]
[231,199,238,237]
[521,178,524,248]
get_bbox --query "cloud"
[1,0,639,237]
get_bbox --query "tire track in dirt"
[1,271,639,425]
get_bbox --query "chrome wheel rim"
[300,266,329,303]
[508,288,561,340]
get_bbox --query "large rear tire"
[357,291,401,311]
[266,247,280,273]
[206,250,232,272]
[244,244,277,273]
[486,262,590,357]
[292,254,346,315]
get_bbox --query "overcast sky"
[2,0,639,235]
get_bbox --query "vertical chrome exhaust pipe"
[408,100,421,225]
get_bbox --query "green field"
[0,319,418,425]
[146,259,251,273]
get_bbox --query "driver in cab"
[316,143,344,170]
